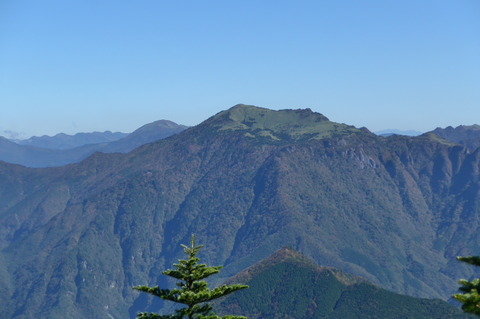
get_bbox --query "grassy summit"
[210,104,362,140]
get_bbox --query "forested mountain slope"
[216,248,471,318]
[0,105,479,318]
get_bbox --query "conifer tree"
[133,235,248,319]
[453,256,480,316]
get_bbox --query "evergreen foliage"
[217,249,471,318]
[133,235,248,319]
[454,256,480,316]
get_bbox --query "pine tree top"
[453,255,480,316]
[457,256,480,267]
[133,234,248,319]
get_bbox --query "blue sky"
[1,1,479,138]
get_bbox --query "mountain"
[430,125,480,151]
[96,120,188,153]
[375,129,423,137]
[0,104,479,319]
[0,136,69,167]
[0,128,23,140]
[16,131,128,150]
[215,248,471,318]
[0,120,187,167]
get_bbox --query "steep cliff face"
[0,105,479,318]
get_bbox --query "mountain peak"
[216,248,469,319]
[206,104,360,141]
[226,247,364,287]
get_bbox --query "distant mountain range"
[374,129,423,137]
[215,248,471,318]
[0,120,187,167]
[1,104,479,318]
[3,121,480,168]
[15,131,129,149]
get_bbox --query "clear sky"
[1,1,479,138]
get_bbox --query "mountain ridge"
[224,247,367,287]
[15,131,128,150]
[0,105,479,318]
[0,120,187,167]
[430,124,480,151]
[215,248,471,318]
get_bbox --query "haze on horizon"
[1,1,479,139]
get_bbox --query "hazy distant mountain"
[216,248,470,318]
[0,120,187,167]
[0,136,62,166]
[0,128,23,140]
[16,131,128,150]
[97,120,188,153]
[375,129,423,136]
[1,105,479,318]
[430,125,480,151]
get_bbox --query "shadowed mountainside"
[0,104,479,318]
